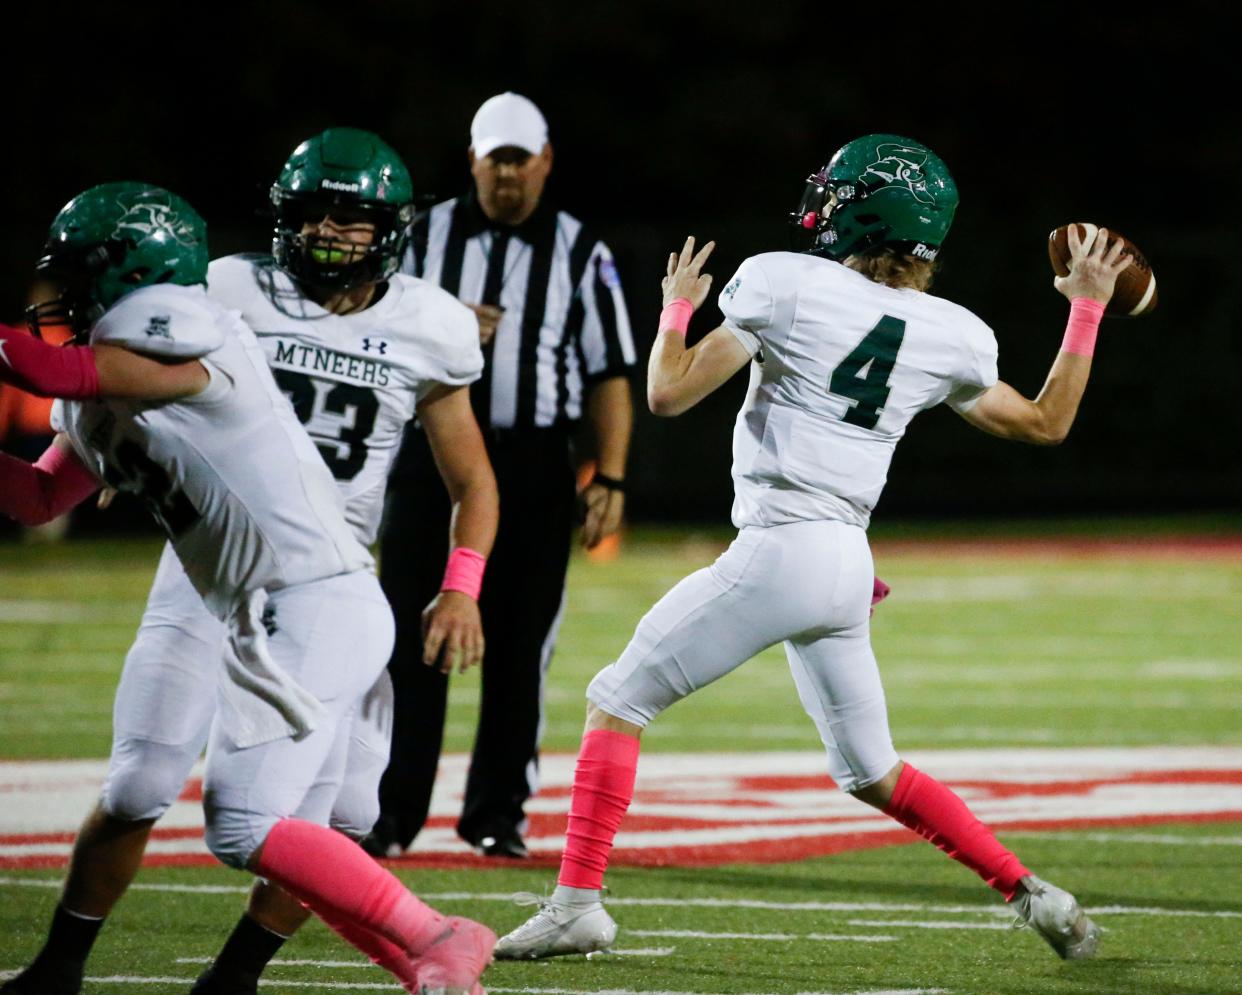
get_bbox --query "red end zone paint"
[2,748,1240,870]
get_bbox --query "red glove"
[0,324,100,399]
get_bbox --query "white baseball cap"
[470,92,548,159]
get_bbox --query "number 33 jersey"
[207,255,483,545]
[53,284,371,619]
[719,251,999,530]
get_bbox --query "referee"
[369,92,635,858]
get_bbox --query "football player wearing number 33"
[496,134,1132,965]
[1,130,499,995]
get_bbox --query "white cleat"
[1011,874,1101,960]
[494,895,618,960]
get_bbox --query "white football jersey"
[207,255,483,545]
[719,251,999,529]
[53,284,371,618]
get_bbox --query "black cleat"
[189,966,260,995]
[0,960,84,995]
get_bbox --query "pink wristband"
[659,298,694,337]
[441,547,487,600]
[1061,298,1105,357]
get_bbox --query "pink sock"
[314,907,422,991]
[557,729,641,890]
[255,819,446,957]
[885,764,1029,899]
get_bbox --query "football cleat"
[0,960,84,995]
[1011,874,1101,960]
[409,915,496,995]
[494,895,617,960]
[189,964,259,994]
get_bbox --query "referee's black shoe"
[360,815,410,858]
[467,822,529,859]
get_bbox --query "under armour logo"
[0,339,10,367]
[362,338,388,354]
[145,315,172,339]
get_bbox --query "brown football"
[1047,223,1157,318]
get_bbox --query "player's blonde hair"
[845,247,937,292]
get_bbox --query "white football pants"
[587,520,899,792]
[102,543,394,846]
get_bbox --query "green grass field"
[2,522,1241,994]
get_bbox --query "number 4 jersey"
[719,251,999,530]
[207,255,483,545]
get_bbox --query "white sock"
[552,884,600,906]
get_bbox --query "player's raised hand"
[421,591,485,675]
[661,236,716,309]
[1055,225,1131,306]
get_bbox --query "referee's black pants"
[376,424,575,847]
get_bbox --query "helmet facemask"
[269,128,416,295]
[26,240,134,341]
[271,190,413,292]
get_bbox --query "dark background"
[5,3,1239,526]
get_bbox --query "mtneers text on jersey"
[271,339,391,387]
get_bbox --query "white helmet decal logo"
[864,144,936,205]
[113,198,199,247]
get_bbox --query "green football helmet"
[28,182,208,340]
[790,134,958,261]
[271,127,415,290]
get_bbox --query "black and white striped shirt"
[403,192,635,430]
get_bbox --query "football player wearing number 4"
[496,134,1130,965]
[1,132,498,995]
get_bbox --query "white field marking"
[628,929,896,943]
[177,956,369,967]
[0,979,946,995]
[3,877,1241,921]
[0,600,96,623]
[846,919,1011,931]
[1007,831,1242,846]
[0,875,249,895]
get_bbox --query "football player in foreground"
[495,135,1128,965]
[0,180,496,995]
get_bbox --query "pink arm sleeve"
[0,324,101,399]
[0,443,100,526]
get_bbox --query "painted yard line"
[4,876,1240,920]
[12,980,948,995]
[1008,830,1242,846]
[174,949,680,967]
[478,893,1242,920]
[628,929,897,943]
[0,974,943,995]
[846,919,1011,931]
[0,875,248,894]
[177,956,369,968]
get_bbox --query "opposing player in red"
[496,134,1128,964]
[0,180,495,995]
